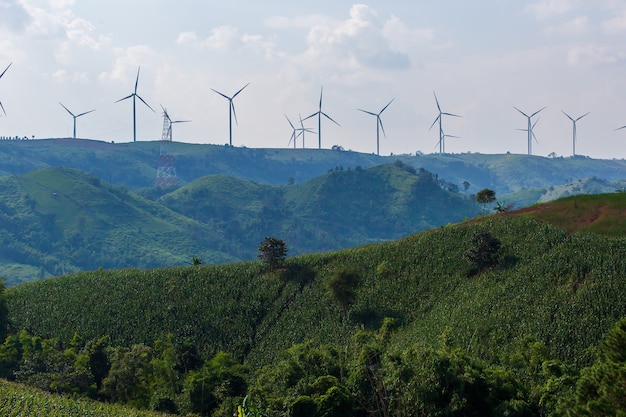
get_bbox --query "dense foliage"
[1,193,626,415]
[0,163,477,285]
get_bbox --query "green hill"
[159,162,478,259]
[0,163,478,285]
[6,193,626,369]
[3,193,626,415]
[0,167,235,285]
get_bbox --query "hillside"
[1,139,625,204]
[0,163,477,285]
[7,194,626,370]
[0,167,235,285]
[159,161,478,259]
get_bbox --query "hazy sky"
[1,0,626,159]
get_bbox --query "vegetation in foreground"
[0,379,174,416]
[0,193,624,415]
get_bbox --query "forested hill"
[1,138,625,202]
[0,163,477,285]
[4,193,626,416]
[0,167,236,285]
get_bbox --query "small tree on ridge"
[258,237,288,272]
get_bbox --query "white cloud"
[382,15,434,52]
[567,43,626,67]
[98,45,158,84]
[526,0,574,19]
[602,9,626,34]
[546,15,590,36]
[302,4,412,71]
[176,25,276,58]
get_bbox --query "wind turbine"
[304,86,340,149]
[161,106,190,142]
[429,92,461,154]
[285,114,301,149]
[211,83,249,146]
[59,102,95,139]
[514,106,545,155]
[115,66,155,142]
[298,113,315,148]
[358,99,394,156]
[562,111,589,157]
[0,62,13,116]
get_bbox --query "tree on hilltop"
[258,237,288,272]
[476,188,496,214]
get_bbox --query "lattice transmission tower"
[155,107,180,188]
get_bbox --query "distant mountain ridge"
[1,139,625,203]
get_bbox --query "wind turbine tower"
[211,83,249,146]
[115,66,155,142]
[562,111,589,157]
[358,99,394,156]
[514,106,545,155]
[298,114,315,148]
[304,86,340,149]
[430,92,461,154]
[0,63,13,116]
[156,107,189,188]
[59,102,95,139]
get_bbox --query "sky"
[1,0,626,159]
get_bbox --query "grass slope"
[0,167,236,285]
[6,194,626,371]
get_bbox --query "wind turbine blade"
[321,111,340,126]
[379,118,387,138]
[231,102,239,125]
[433,92,441,112]
[532,117,540,129]
[429,115,440,131]
[0,101,6,116]
[615,126,626,131]
[576,112,590,121]
[115,94,134,103]
[161,104,171,121]
[285,114,295,129]
[532,131,539,144]
[357,109,377,117]
[514,106,529,117]
[134,67,141,93]
[59,102,75,117]
[171,120,191,124]
[442,112,461,118]
[303,112,318,121]
[561,110,574,122]
[136,94,155,112]
[233,83,249,98]
[0,63,12,79]
[380,98,394,114]
[319,86,323,110]
[76,109,95,118]
[211,88,230,100]
[530,107,546,118]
